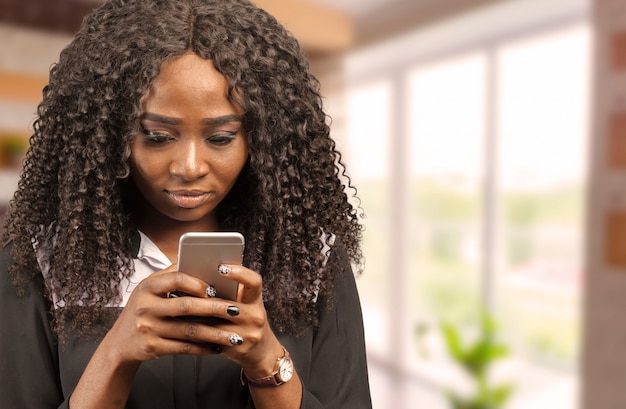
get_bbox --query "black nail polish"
[227,306,240,316]
[210,344,223,354]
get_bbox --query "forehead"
[142,53,231,111]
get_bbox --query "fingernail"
[226,306,240,316]
[206,285,217,298]
[229,334,244,346]
[218,264,231,275]
[211,344,223,354]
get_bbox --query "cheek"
[129,146,166,179]
[228,147,249,178]
[128,141,143,174]
[129,158,157,191]
[213,158,245,182]
[215,142,248,178]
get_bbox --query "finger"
[157,295,241,324]
[141,270,211,299]
[146,336,222,358]
[160,293,219,318]
[217,264,262,303]
[166,283,217,299]
[164,316,246,350]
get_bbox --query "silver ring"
[229,334,244,346]
[218,264,231,275]
[206,285,217,298]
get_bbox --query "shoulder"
[0,241,44,301]
[0,243,13,290]
[319,239,361,309]
[327,238,355,279]
[0,241,13,265]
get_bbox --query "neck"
[134,208,219,256]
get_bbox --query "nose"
[169,140,210,181]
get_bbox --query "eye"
[207,133,237,146]
[140,127,174,144]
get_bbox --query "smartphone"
[177,232,245,301]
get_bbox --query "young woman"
[0,0,371,408]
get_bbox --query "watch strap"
[241,370,282,387]
[240,347,291,387]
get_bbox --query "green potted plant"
[439,312,515,409]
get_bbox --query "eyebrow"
[139,112,243,126]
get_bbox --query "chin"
[169,208,215,223]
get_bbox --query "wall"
[0,25,72,208]
[583,0,626,408]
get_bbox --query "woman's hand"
[205,264,302,409]
[103,264,220,364]
[102,263,283,373]
[71,264,299,409]
[70,265,222,409]
[206,263,285,376]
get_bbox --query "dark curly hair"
[1,0,363,338]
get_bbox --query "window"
[337,1,590,408]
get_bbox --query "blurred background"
[0,0,607,408]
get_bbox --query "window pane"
[495,24,589,407]
[409,52,486,326]
[346,80,393,354]
[346,81,408,408]
[405,53,487,404]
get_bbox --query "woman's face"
[129,53,248,229]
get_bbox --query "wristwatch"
[241,347,294,387]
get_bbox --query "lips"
[166,190,211,209]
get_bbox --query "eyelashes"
[139,127,173,144]
[206,133,237,146]
[138,126,238,146]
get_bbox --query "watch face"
[278,357,294,382]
